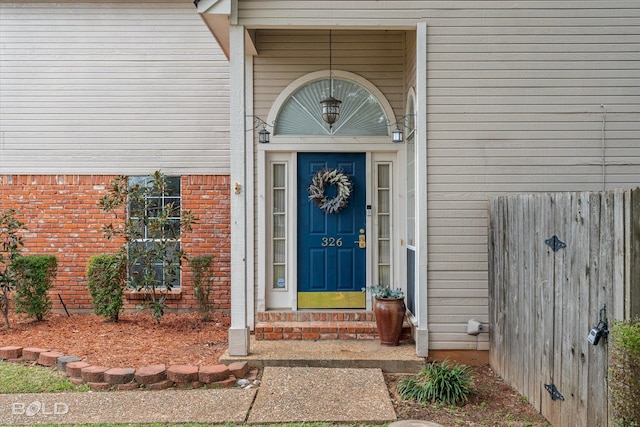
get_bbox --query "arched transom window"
[275,78,389,136]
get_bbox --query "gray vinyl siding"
[0,0,230,175]
[252,30,406,120]
[243,2,640,350]
[424,7,640,350]
[404,32,417,98]
[237,1,640,29]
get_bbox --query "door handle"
[355,234,366,249]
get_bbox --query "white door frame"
[256,149,406,311]
[258,149,405,311]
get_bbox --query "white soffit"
[196,0,231,15]
[198,0,257,59]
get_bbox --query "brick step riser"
[255,321,412,341]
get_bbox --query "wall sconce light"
[392,125,404,143]
[320,30,341,129]
[247,116,274,143]
[388,114,415,143]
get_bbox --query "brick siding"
[0,174,231,312]
[180,175,231,311]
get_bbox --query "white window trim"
[128,175,183,290]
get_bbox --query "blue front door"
[297,153,366,308]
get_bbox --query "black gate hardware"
[545,235,566,252]
[544,383,565,401]
[588,304,610,345]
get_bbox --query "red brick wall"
[180,175,231,311]
[0,174,231,313]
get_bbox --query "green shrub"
[86,253,126,322]
[398,360,474,405]
[0,209,26,330]
[12,255,57,321]
[188,255,215,322]
[609,318,640,427]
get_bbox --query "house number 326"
[321,237,343,247]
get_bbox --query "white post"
[414,21,429,357]
[228,23,250,356]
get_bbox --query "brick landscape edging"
[0,345,256,392]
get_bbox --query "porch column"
[228,23,250,356]
[414,21,429,357]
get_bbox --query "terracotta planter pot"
[373,297,406,346]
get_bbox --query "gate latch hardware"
[545,235,566,252]
[544,383,565,401]
[587,304,609,346]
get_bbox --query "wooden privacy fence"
[488,188,639,427]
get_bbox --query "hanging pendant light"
[320,30,341,129]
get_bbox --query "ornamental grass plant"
[398,360,474,405]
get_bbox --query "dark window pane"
[166,219,181,238]
[166,177,180,196]
[128,176,146,189]
[163,199,181,217]
[146,197,161,217]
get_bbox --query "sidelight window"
[376,163,392,287]
[271,163,287,290]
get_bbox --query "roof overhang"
[196,0,257,59]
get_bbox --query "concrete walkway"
[0,367,396,425]
[1,340,425,425]
[220,337,425,373]
[249,367,395,424]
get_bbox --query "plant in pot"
[363,285,406,346]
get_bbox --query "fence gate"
[488,188,639,427]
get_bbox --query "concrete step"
[219,337,425,373]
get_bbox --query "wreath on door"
[308,168,353,214]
